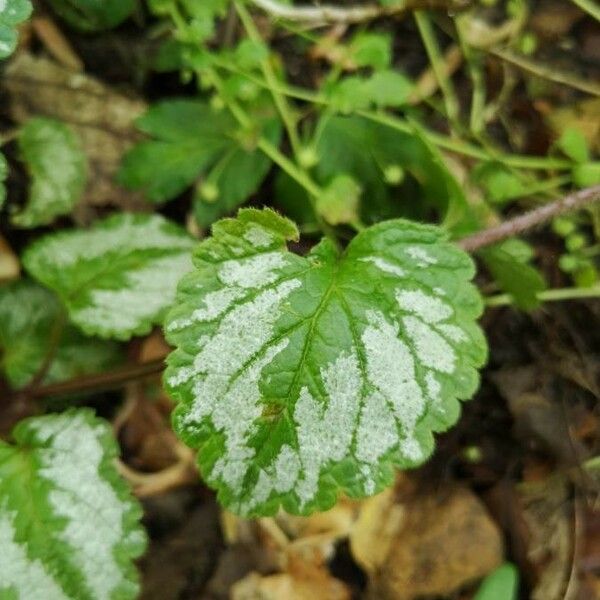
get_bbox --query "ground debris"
[3,51,148,221]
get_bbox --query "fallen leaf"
[3,52,148,221]
[356,485,504,599]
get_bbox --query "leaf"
[474,563,519,600]
[480,239,547,310]
[164,209,487,516]
[44,0,135,31]
[22,213,195,340]
[472,162,526,205]
[315,116,470,231]
[0,280,122,389]
[193,117,282,227]
[12,117,87,228]
[0,409,147,599]
[555,127,589,164]
[316,173,361,225]
[119,100,279,222]
[350,32,391,70]
[573,162,600,188]
[0,0,31,59]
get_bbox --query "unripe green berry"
[384,165,405,185]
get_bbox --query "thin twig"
[20,358,165,400]
[249,0,468,24]
[458,185,600,252]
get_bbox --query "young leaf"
[474,563,519,600]
[480,240,546,310]
[315,116,470,231]
[119,99,280,223]
[0,409,147,599]
[0,280,122,389]
[164,209,487,516]
[12,117,87,228]
[193,117,282,227]
[44,0,135,31]
[0,0,31,59]
[22,213,195,340]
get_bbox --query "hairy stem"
[21,359,165,400]
[249,0,468,24]
[458,184,600,252]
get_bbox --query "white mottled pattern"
[396,289,452,323]
[75,252,192,334]
[359,256,406,277]
[403,316,456,374]
[361,310,426,461]
[30,414,130,600]
[244,225,274,248]
[167,287,246,331]
[31,214,193,268]
[406,246,437,267]
[0,512,67,600]
[437,323,468,342]
[175,279,300,492]
[294,352,362,506]
[218,252,288,289]
[355,391,397,466]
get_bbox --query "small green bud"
[559,254,579,273]
[200,182,219,203]
[384,165,405,185]
[552,216,576,237]
[210,95,225,111]
[565,233,587,252]
[519,33,537,55]
[298,146,319,169]
[462,445,483,463]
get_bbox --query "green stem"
[570,0,600,21]
[486,285,600,307]
[456,15,485,136]
[211,57,573,171]
[414,11,460,124]
[234,0,303,158]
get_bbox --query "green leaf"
[119,100,279,221]
[573,162,600,188]
[0,280,122,389]
[12,118,87,228]
[350,32,391,70]
[474,563,519,600]
[193,117,282,227]
[315,116,471,231]
[472,162,526,205]
[316,173,361,225]
[480,239,547,310]
[556,127,589,164]
[0,0,31,59]
[0,409,147,599]
[22,213,195,340]
[164,209,487,516]
[44,0,135,31]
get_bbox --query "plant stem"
[248,0,468,24]
[17,359,166,401]
[486,285,600,307]
[414,11,460,125]
[235,0,303,158]
[210,57,574,171]
[458,184,600,252]
[569,0,600,21]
